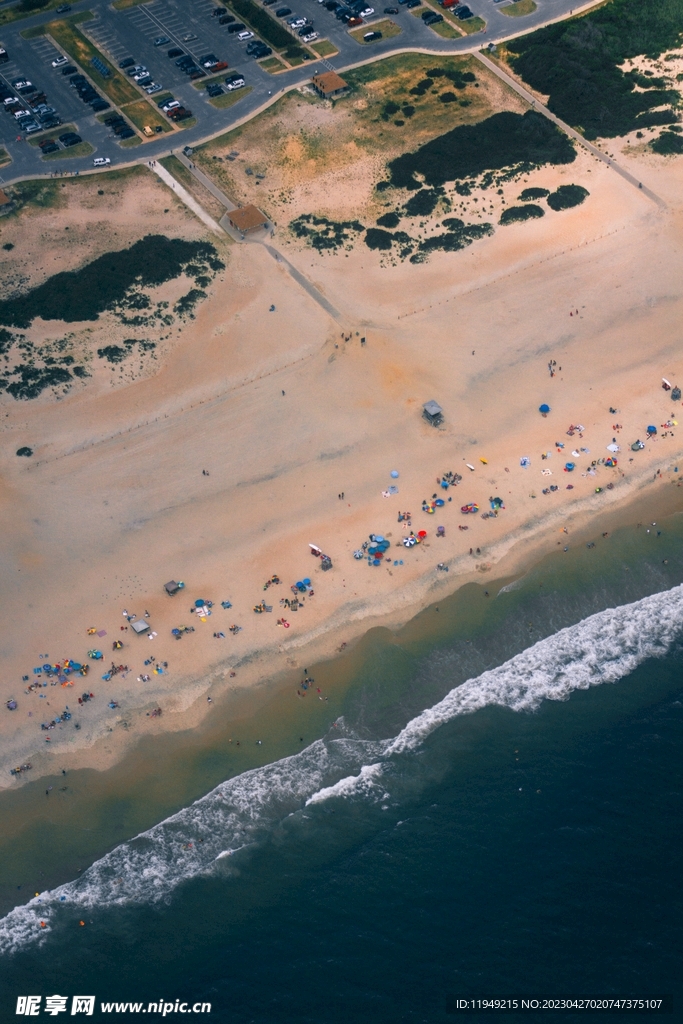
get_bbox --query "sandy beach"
[2,74,683,788]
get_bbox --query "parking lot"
[0,0,571,180]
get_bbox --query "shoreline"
[3,455,682,790]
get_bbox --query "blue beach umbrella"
[539,404,551,415]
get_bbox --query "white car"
[359,6,374,14]
[133,70,151,81]
[238,29,254,39]
[226,78,245,90]
[162,100,181,111]
[14,109,31,119]
[301,29,318,39]
[145,83,162,94]
[93,157,111,166]
[51,56,68,68]
[183,33,198,41]
[288,15,305,24]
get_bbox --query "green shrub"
[377,211,401,228]
[546,184,589,210]
[419,222,493,252]
[365,228,394,250]
[499,204,545,225]
[440,93,458,104]
[650,130,683,154]
[7,365,72,400]
[404,188,441,217]
[507,0,683,139]
[18,0,49,12]
[519,186,549,200]
[388,111,575,189]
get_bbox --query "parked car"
[201,53,220,66]
[126,65,145,76]
[153,36,170,45]
[275,6,292,14]
[61,65,77,75]
[189,69,206,79]
[119,57,135,69]
[238,30,254,39]
[298,22,314,33]
[359,6,374,13]
[93,156,111,166]
[227,21,246,31]
[206,84,223,96]
[146,83,163,94]
[211,61,229,70]
[0,48,8,63]
[91,98,110,110]
[118,128,135,139]
[218,13,236,22]
[301,29,318,39]
[363,28,382,37]
[182,33,198,41]
[56,4,71,11]
[225,77,245,90]
[40,142,59,153]
[168,48,184,58]
[405,0,420,7]
[289,16,306,26]
[348,16,363,24]
[51,55,68,68]
[251,45,272,56]
[162,100,181,111]
[384,5,398,11]
[60,133,82,146]
[40,117,62,128]
[133,69,150,81]
[212,6,227,14]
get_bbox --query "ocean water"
[1,520,682,1022]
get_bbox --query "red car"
[348,15,363,23]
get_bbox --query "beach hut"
[423,400,443,426]
[131,619,150,635]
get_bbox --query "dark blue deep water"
[1,523,682,1023]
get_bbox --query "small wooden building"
[423,400,443,426]
[310,71,348,99]
[227,204,268,235]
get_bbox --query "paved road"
[0,0,596,183]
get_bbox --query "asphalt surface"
[0,0,587,183]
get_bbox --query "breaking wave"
[2,583,682,957]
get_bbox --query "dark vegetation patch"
[382,100,401,120]
[650,130,683,154]
[18,0,49,12]
[402,105,415,118]
[546,183,589,210]
[410,78,434,96]
[377,211,401,228]
[0,236,222,329]
[4,364,73,400]
[418,222,493,252]
[426,67,476,88]
[388,111,575,189]
[289,214,365,251]
[439,93,458,104]
[365,228,395,251]
[519,186,549,200]
[97,337,157,363]
[364,219,492,258]
[404,188,442,217]
[506,0,683,139]
[0,327,15,355]
[16,446,33,457]
[3,242,14,251]
[174,289,207,317]
[499,204,545,225]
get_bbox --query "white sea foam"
[2,584,682,956]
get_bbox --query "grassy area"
[112,0,151,8]
[47,16,140,106]
[460,15,485,31]
[310,39,338,57]
[0,0,87,28]
[350,18,401,43]
[120,135,142,146]
[228,0,309,58]
[259,56,288,72]
[209,85,253,109]
[121,99,173,133]
[28,123,76,144]
[42,140,94,159]
[500,0,537,14]
[429,18,462,37]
